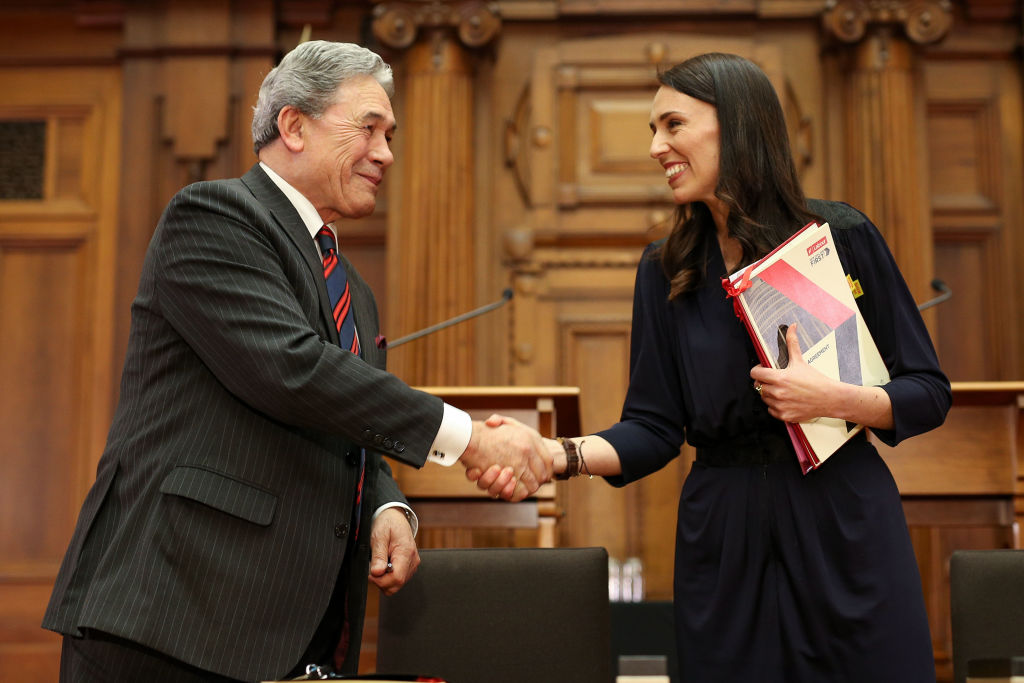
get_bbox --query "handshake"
[459,414,565,502]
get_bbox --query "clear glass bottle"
[622,556,645,602]
[608,556,621,602]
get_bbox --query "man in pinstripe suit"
[43,41,552,683]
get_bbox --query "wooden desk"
[872,381,1024,545]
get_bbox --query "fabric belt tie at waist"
[695,429,868,467]
[695,430,794,467]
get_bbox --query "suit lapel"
[240,165,340,345]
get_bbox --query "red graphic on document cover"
[741,258,865,423]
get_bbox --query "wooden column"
[373,2,500,385]
[823,0,952,303]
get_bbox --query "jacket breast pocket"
[159,465,277,526]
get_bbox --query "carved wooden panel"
[507,34,797,249]
[0,66,121,679]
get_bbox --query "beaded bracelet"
[578,439,592,478]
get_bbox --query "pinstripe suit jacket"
[43,164,443,681]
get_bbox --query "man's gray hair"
[251,41,394,154]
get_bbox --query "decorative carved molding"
[822,0,953,44]
[372,1,501,49]
[503,84,532,206]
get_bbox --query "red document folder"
[722,221,890,474]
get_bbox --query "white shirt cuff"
[426,403,472,466]
[373,502,418,538]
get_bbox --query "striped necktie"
[315,226,360,355]
[314,226,366,544]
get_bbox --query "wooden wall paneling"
[162,56,231,160]
[470,55,508,387]
[998,59,1024,379]
[925,58,1022,380]
[932,229,1002,380]
[113,53,163,389]
[0,65,121,681]
[0,7,122,66]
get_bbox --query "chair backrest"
[950,549,1024,683]
[377,546,612,683]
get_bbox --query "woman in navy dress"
[474,52,950,682]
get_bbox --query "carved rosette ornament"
[823,0,953,44]
[372,1,501,50]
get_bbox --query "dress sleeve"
[596,244,689,486]
[834,208,952,446]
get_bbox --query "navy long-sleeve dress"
[596,199,951,683]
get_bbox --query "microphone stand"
[917,279,952,312]
[380,277,946,348]
[378,289,514,350]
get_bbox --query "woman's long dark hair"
[656,53,820,299]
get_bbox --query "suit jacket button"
[394,441,406,453]
[334,523,349,538]
[382,438,393,450]
[362,427,373,440]
[373,434,384,446]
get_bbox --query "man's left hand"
[368,507,419,596]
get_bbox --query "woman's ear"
[276,106,305,153]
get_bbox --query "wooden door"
[0,65,121,680]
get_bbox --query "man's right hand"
[459,414,553,502]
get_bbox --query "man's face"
[300,75,396,224]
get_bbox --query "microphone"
[376,288,514,349]
[917,279,952,311]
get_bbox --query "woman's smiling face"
[649,85,722,210]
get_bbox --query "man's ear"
[276,106,305,153]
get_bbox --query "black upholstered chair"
[377,546,612,683]
[950,549,1024,683]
